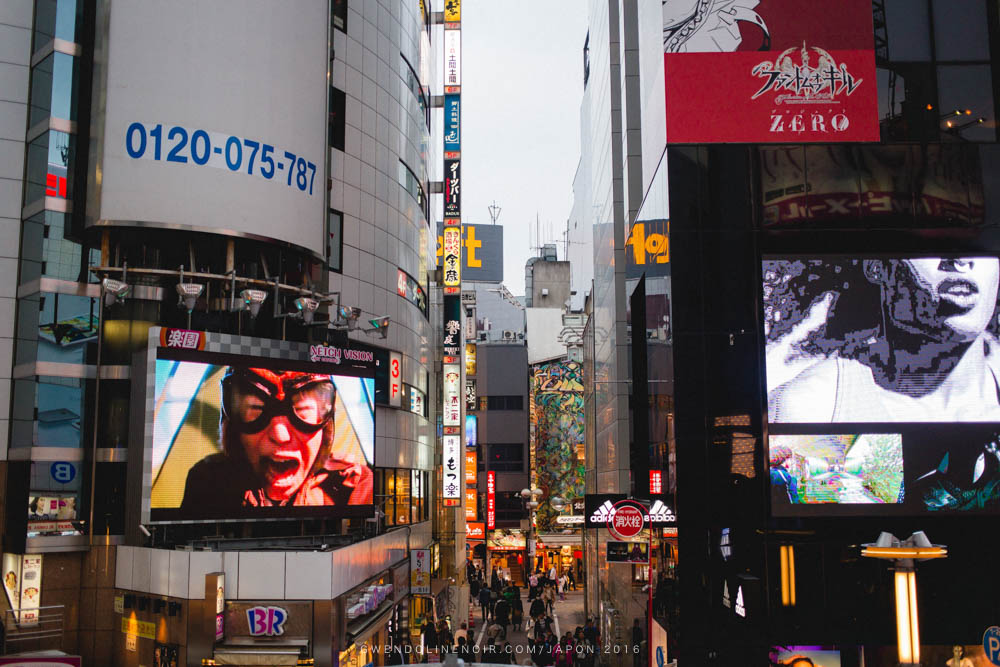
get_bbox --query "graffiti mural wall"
[531,360,586,531]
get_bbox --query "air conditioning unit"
[502,330,516,341]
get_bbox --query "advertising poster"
[606,541,649,564]
[18,555,42,626]
[152,643,179,667]
[663,0,878,143]
[410,549,430,595]
[2,554,21,613]
[150,345,375,521]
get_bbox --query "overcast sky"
[460,1,588,296]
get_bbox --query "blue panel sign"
[984,626,1000,665]
[444,94,460,153]
[50,461,77,484]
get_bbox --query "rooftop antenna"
[488,201,501,225]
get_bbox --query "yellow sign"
[465,343,477,376]
[437,226,482,267]
[444,0,460,22]
[122,616,156,639]
[626,220,669,266]
[442,226,462,287]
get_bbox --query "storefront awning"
[535,533,583,548]
[212,646,301,665]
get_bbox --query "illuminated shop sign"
[443,364,461,426]
[436,224,504,283]
[466,450,477,486]
[465,343,477,376]
[465,379,477,412]
[444,0,460,22]
[466,487,478,520]
[443,435,462,501]
[465,414,477,449]
[487,471,496,529]
[625,220,670,278]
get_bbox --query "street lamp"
[521,487,543,574]
[861,531,947,666]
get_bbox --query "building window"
[328,210,343,272]
[332,0,347,32]
[377,469,429,528]
[480,443,524,472]
[486,395,524,411]
[400,54,430,131]
[29,51,79,125]
[330,86,346,151]
[398,160,427,222]
[32,0,83,51]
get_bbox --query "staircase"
[508,561,524,586]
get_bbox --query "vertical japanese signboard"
[444,29,461,91]
[442,226,462,292]
[487,471,496,530]
[444,0,460,23]
[443,297,461,358]
[443,364,461,426]
[19,555,42,626]
[663,0,878,143]
[443,435,462,502]
[466,488,478,521]
[411,549,430,595]
[444,95,461,155]
[444,159,461,220]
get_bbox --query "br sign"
[607,500,645,539]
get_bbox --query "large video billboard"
[763,256,1000,516]
[663,0,878,143]
[145,330,375,521]
[90,1,328,254]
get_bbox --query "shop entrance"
[488,551,525,585]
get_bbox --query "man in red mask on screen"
[180,367,372,510]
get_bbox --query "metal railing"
[2,605,64,655]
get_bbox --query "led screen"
[770,647,842,667]
[764,256,1000,516]
[769,434,903,507]
[151,350,374,521]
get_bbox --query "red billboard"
[664,0,878,143]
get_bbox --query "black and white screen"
[763,256,1000,515]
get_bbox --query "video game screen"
[150,347,375,521]
[763,256,1000,516]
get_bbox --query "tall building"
[577,0,1000,665]
[0,2,442,665]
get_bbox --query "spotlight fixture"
[168,601,182,617]
[365,316,390,338]
[176,282,204,313]
[240,289,268,318]
[101,278,130,306]
[138,596,150,611]
[153,599,166,613]
[294,296,320,324]
[124,593,136,610]
[335,305,362,330]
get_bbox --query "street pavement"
[472,588,587,665]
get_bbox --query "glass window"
[16,292,97,365]
[932,0,990,61]
[383,469,396,525]
[330,86,346,151]
[937,65,996,142]
[11,376,86,448]
[32,0,81,50]
[20,211,87,285]
[332,0,347,32]
[395,469,410,525]
[25,130,73,205]
[29,52,77,125]
[885,0,931,61]
[328,210,343,272]
[400,54,430,131]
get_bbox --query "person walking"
[478,584,492,623]
[557,573,566,601]
[543,584,555,615]
[529,596,546,633]
[495,596,511,640]
[631,618,644,667]
[511,595,524,632]
[567,569,576,591]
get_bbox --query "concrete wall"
[0,0,32,459]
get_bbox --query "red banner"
[664,0,878,144]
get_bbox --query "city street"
[472,589,587,665]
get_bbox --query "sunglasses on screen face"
[222,371,335,434]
